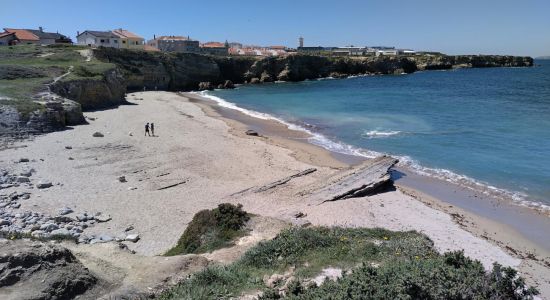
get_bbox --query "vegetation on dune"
[164,203,250,256]
[159,227,538,300]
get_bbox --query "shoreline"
[185,91,550,250]
[183,91,550,293]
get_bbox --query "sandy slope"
[1,91,548,297]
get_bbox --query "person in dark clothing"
[145,123,151,136]
[151,123,155,136]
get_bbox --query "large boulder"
[198,82,214,91]
[0,240,97,300]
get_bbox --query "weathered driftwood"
[156,179,188,190]
[231,168,317,196]
[309,156,398,204]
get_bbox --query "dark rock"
[0,240,96,299]
[92,131,104,137]
[36,181,53,189]
[245,129,259,136]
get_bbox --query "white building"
[77,30,121,48]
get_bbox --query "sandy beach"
[1,91,549,297]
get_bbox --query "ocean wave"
[193,91,550,214]
[363,130,402,138]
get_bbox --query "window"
[100,39,105,43]
[114,40,118,43]
[122,40,126,44]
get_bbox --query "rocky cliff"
[92,48,533,92]
[50,68,127,110]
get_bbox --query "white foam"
[193,91,550,214]
[363,130,402,138]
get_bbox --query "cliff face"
[411,55,534,70]
[50,68,127,110]
[93,48,221,91]
[93,48,532,93]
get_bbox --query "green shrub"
[159,227,538,300]
[164,203,250,255]
[262,251,538,300]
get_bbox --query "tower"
[299,36,304,48]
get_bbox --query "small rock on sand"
[118,176,127,183]
[125,234,140,243]
[16,176,30,183]
[99,234,113,242]
[95,214,111,223]
[65,146,72,149]
[128,187,137,191]
[59,207,73,215]
[92,132,104,137]
[36,181,53,189]
[18,158,29,163]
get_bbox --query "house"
[1,27,71,45]
[25,28,72,44]
[2,28,40,44]
[147,35,200,53]
[200,41,229,55]
[77,30,121,48]
[0,32,16,45]
[297,46,326,54]
[332,46,369,56]
[112,29,144,49]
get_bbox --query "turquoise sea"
[203,60,550,210]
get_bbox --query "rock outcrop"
[92,49,532,93]
[50,68,127,110]
[307,156,398,204]
[0,239,97,300]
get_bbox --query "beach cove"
[1,91,548,297]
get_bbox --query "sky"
[2,0,549,57]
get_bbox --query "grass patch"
[0,44,115,117]
[164,203,250,256]
[0,99,44,118]
[158,227,538,300]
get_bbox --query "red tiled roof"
[4,28,39,41]
[112,29,143,39]
[201,42,225,48]
[0,32,16,38]
[270,46,286,50]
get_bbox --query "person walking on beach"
[151,123,155,136]
[145,123,151,136]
